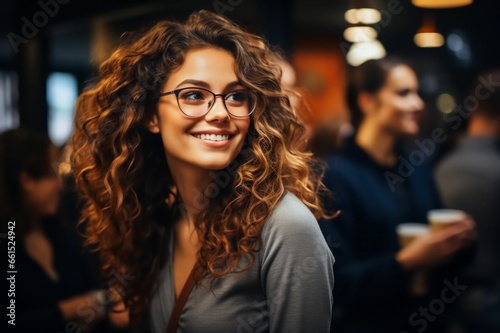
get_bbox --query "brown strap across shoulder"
[166,264,198,333]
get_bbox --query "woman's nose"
[413,94,425,111]
[205,97,230,122]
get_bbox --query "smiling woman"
[71,10,334,333]
[148,48,252,172]
[319,58,475,333]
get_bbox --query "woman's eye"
[397,89,411,97]
[226,91,246,102]
[181,91,205,101]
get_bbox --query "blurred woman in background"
[320,58,475,333]
[0,129,109,332]
[270,51,314,151]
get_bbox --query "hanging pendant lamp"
[412,0,473,9]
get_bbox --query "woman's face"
[149,47,251,173]
[21,147,62,217]
[370,65,425,136]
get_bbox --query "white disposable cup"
[397,223,429,248]
[396,223,430,296]
[427,209,466,232]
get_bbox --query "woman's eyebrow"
[175,79,210,89]
[174,80,242,90]
[225,81,243,90]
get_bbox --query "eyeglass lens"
[176,88,255,117]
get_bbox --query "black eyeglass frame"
[158,87,257,118]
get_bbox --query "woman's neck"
[355,121,397,167]
[20,208,43,234]
[167,158,212,225]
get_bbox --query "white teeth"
[193,134,230,141]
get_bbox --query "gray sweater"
[150,192,335,333]
[435,136,500,283]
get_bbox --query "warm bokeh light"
[346,40,386,66]
[344,26,378,43]
[436,93,456,113]
[344,9,358,24]
[344,8,381,24]
[412,0,473,9]
[414,15,445,48]
[414,32,445,48]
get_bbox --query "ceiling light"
[344,8,381,24]
[345,9,358,24]
[415,32,445,48]
[414,15,445,48]
[412,0,473,8]
[346,40,386,66]
[344,26,378,43]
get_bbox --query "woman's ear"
[357,92,377,117]
[147,114,160,134]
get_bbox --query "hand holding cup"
[396,211,476,271]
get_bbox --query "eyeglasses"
[158,87,257,118]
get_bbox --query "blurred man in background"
[435,69,500,333]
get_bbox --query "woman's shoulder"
[259,191,334,264]
[262,191,321,237]
[271,190,315,216]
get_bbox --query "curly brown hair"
[71,9,327,326]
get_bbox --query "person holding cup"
[319,58,475,333]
